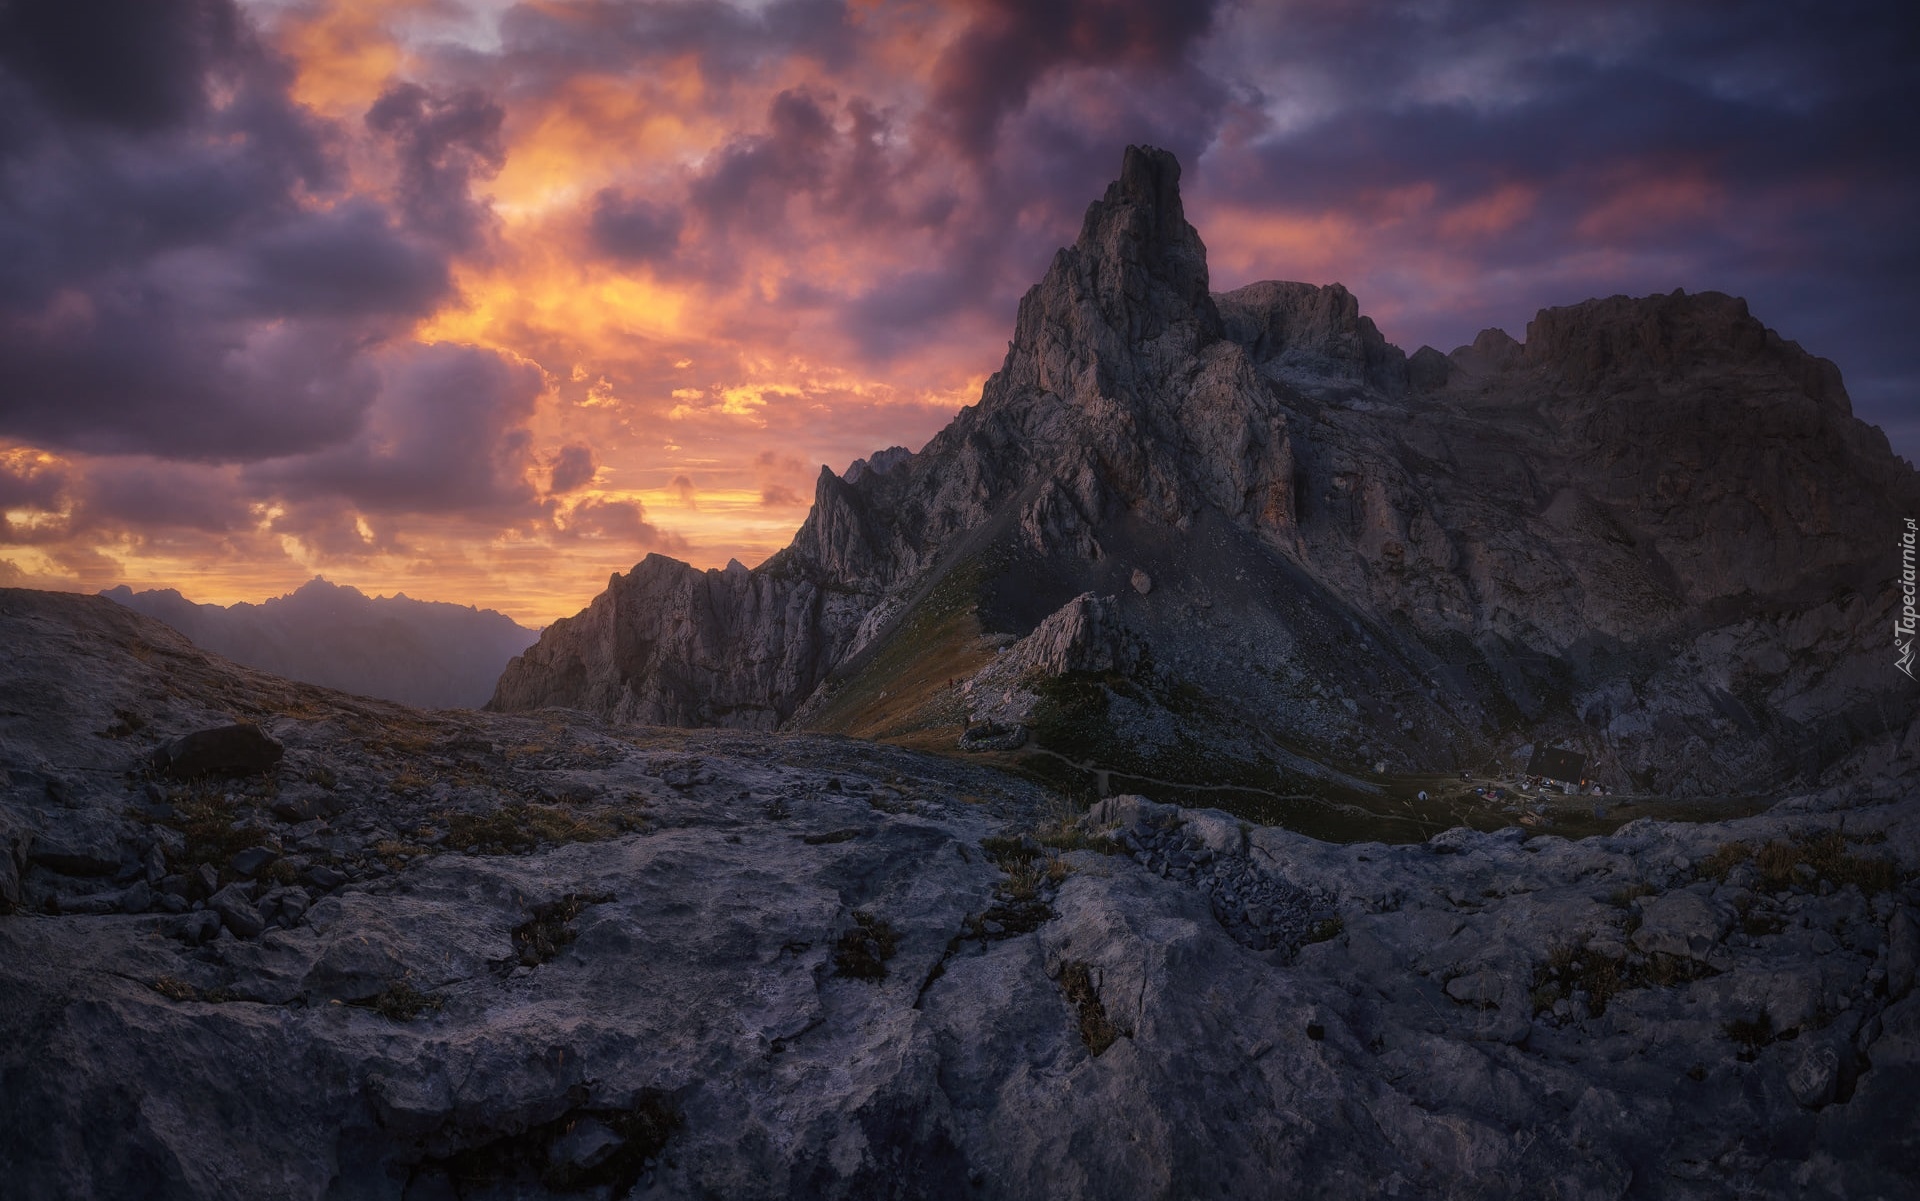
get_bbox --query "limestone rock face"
[8,591,1920,1199]
[488,551,871,730]
[1216,278,1408,394]
[490,145,1920,801]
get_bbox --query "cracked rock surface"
[3,589,1918,1199]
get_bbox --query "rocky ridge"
[490,146,1920,809]
[3,588,1918,1198]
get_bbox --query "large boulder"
[150,723,284,779]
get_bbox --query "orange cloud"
[1437,183,1539,239]
[1575,170,1725,240]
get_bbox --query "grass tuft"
[367,977,444,1021]
[442,804,629,855]
[1748,830,1899,894]
[1607,881,1658,909]
[1058,960,1120,1055]
[833,911,900,980]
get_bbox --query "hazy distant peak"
[102,582,538,709]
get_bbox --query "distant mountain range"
[103,577,539,710]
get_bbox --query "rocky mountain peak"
[1084,143,1214,324]
[1216,279,1408,394]
[991,144,1220,413]
[1523,288,1850,410]
[493,145,1918,805]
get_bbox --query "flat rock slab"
[1632,890,1731,960]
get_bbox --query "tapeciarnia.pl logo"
[1900,517,1917,679]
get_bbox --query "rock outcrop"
[3,588,1918,1198]
[492,146,1920,807]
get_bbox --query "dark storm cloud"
[0,453,67,510]
[0,0,527,477]
[73,463,249,535]
[251,343,546,516]
[927,0,1223,159]
[687,88,839,232]
[366,82,506,252]
[0,0,238,132]
[560,496,673,547]
[236,201,452,317]
[589,190,684,263]
[547,443,598,495]
[492,0,855,86]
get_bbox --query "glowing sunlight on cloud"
[6,0,1914,622]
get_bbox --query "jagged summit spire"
[1092,145,1189,245]
[991,145,1219,408]
[1073,144,1214,335]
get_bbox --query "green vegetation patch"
[1693,830,1899,894]
[833,910,900,980]
[1058,960,1120,1056]
[443,803,638,855]
[511,892,615,968]
[163,785,273,882]
[1530,941,1720,1019]
[354,977,444,1021]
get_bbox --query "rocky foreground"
[2,588,1917,1199]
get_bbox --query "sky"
[1,0,1914,626]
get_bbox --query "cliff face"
[492,146,1920,801]
[486,553,871,730]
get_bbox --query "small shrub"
[1645,952,1713,988]
[833,911,900,980]
[1058,960,1120,1055]
[1753,830,1899,894]
[510,892,613,967]
[1608,882,1658,909]
[444,804,616,854]
[1002,861,1044,902]
[168,786,271,881]
[980,834,1039,868]
[1032,820,1122,856]
[543,1092,683,1192]
[367,978,443,1021]
[1696,842,1751,882]
[1530,942,1627,1017]
[1740,908,1786,938]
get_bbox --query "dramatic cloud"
[546,442,598,495]
[0,0,1911,623]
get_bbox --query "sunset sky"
[1,0,1914,626]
